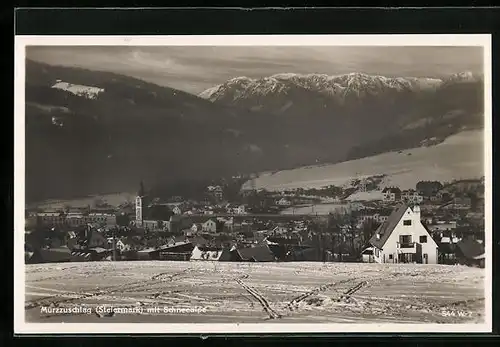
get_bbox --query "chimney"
[413,205,421,217]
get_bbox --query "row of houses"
[27,202,484,268]
[382,188,424,204]
[25,234,325,264]
[381,186,481,209]
[27,211,117,228]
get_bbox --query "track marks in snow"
[287,278,356,311]
[235,278,282,320]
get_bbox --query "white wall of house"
[202,220,217,233]
[362,254,374,263]
[277,198,291,206]
[375,206,438,264]
[384,193,394,202]
[190,246,222,261]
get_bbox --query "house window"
[420,235,428,243]
[399,235,412,244]
[403,220,412,226]
[389,254,393,260]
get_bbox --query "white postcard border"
[14,34,492,334]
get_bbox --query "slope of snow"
[344,191,385,202]
[51,81,105,99]
[244,130,484,191]
[30,192,136,210]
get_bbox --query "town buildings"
[401,189,424,204]
[35,211,117,228]
[382,187,401,202]
[25,176,484,267]
[207,185,224,202]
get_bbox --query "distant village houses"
[207,185,224,202]
[276,198,292,206]
[401,189,424,204]
[382,187,401,203]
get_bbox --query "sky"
[26,46,483,95]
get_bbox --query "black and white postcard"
[14,34,492,334]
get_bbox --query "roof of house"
[137,247,157,253]
[158,242,194,253]
[382,187,401,193]
[197,245,224,252]
[361,247,374,255]
[292,247,320,261]
[38,247,72,262]
[369,204,409,249]
[89,247,108,253]
[456,237,485,259]
[121,236,143,246]
[437,242,456,254]
[25,251,35,262]
[266,237,300,245]
[237,244,276,262]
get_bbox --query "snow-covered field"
[24,261,485,324]
[246,130,484,191]
[281,203,349,215]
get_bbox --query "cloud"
[26,46,483,94]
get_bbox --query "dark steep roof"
[292,247,321,261]
[369,204,409,249]
[438,242,456,254]
[237,244,276,262]
[456,237,485,259]
[37,247,72,263]
[382,187,401,193]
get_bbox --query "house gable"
[369,204,408,249]
[370,204,439,263]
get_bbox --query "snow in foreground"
[24,261,485,324]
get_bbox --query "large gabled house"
[369,204,439,264]
[382,187,402,203]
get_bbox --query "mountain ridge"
[199,71,481,104]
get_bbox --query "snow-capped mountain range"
[199,71,480,106]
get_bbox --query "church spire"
[138,180,145,197]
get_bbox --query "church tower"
[135,181,145,227]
